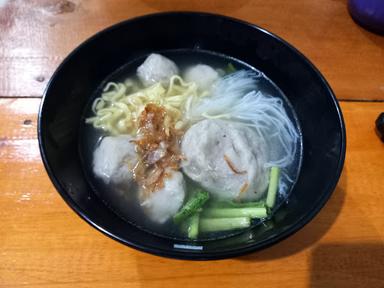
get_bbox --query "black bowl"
[38,12,346,260]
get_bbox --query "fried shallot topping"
[133,104,184,197]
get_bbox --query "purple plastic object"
[348,0,384,34]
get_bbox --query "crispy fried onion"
[133,104,184,197]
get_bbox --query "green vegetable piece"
[208,200,265,209]
[226,63,237,74]
[202,207,267,219]
[266,167,281,209]
[187,213,200,240]
[200,217,251,233]
[173,190,209,224]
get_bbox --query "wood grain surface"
[1,0,384,287]
[0,0,383,99]
[0,99,383,287]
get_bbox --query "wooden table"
[1,1,383,287]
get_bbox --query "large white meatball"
[184,64,219,91]
[137,53,179,87]
[140,170,186,224]
[181,119,269,201]
[93,135,137,186]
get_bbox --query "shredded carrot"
[224,154,246,175]
[239,182,249,194]
[235,182,249,201]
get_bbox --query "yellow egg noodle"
[86,75,206,135]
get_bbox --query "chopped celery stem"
[187,213,200,239]
[202,207,267,218]
[199,217,251,233]
[266,167,281,208]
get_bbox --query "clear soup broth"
[80,49,303,241]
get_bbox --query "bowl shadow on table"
[310,242,384,288]
[238,169,347,261]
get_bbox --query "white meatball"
[184,64,219,91]
[93,135,137,186]
[140,170,186,224]
[137,53,179,87]
[181,119,269,201]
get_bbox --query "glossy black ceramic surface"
[38,12,346,260]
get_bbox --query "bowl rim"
[38,11,346,260]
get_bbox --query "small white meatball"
[140,170,186,224]
[137,53,179,87]
[184,64,219,91]
[93,135,137,186]
[181,119,269,201]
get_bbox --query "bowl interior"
[39,12,345,259]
